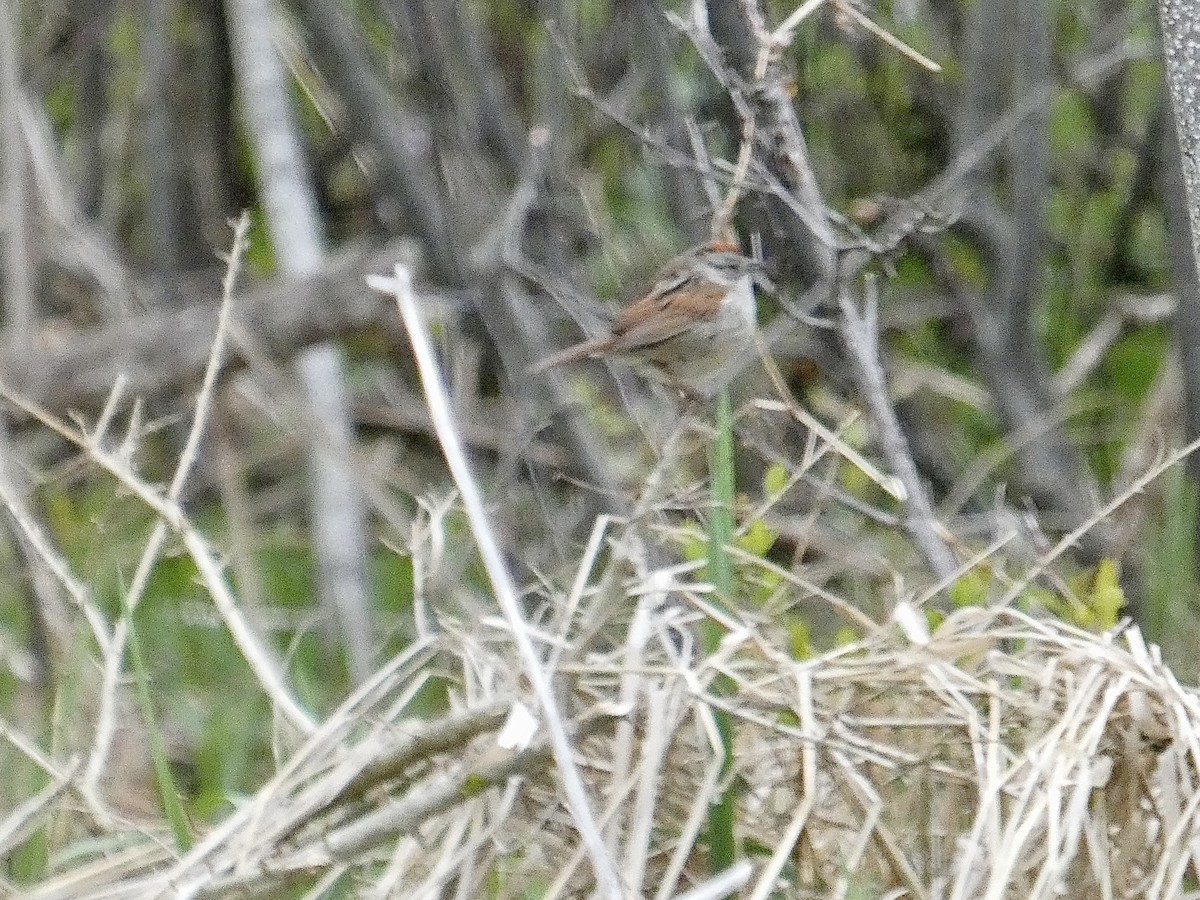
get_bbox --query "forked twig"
[0,380,317,738]
[84,212,256,798]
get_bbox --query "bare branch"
[0,241,422,412]
[837,276,957,580]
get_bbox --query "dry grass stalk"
[8,482,1200,898]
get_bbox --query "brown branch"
[1,240,439,413]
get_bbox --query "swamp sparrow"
[530,240,762,396]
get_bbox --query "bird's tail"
[527,336,611,375]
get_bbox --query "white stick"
[369,266,622,899]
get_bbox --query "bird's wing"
[608,278,727,351]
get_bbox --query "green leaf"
[738,517,777,558]
[949,567,991,608]
[1087,558,1125,630]
[788,619,812,660]
[764,463,790,498]
[461,773,490,798]
[835,626,859,646]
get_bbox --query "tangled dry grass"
[14,550,1200,899]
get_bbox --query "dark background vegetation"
[1,0,1198,884]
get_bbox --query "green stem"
[128,612,192,851]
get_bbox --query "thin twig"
[1000,433,1200,606]
[84,212,253,798]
